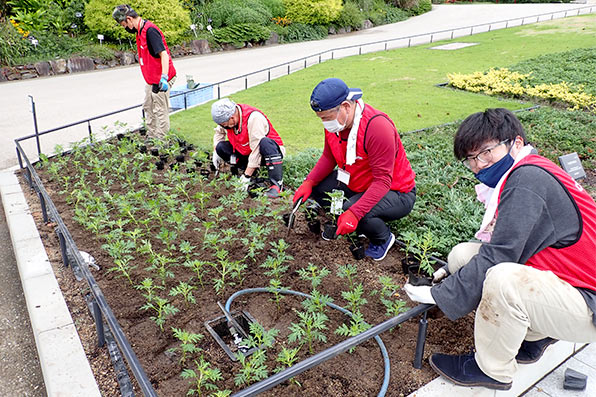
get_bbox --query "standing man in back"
[113,4,176,139]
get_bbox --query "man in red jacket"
[112,5,176,139]
[293,78,416,261]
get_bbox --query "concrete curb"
[0,170,100,397]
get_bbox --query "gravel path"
[0,203,46,396]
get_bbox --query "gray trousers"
[448,242,596,383]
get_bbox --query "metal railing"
[15,140,158,397]
[17,3,595,158]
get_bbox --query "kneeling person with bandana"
[293,78,416,261]
[211,98,286,198]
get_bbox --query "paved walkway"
[0,191,45,396]
[1,3,595,396]
[1,3,594,169]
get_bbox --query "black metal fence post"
[57,229,70,267]
[28,95,42,157]
[413,311,428,369]
[37,190,48,223]
[93,300,106,347]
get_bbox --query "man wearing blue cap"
[293,78,416,260]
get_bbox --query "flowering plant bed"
[29,132,476,396]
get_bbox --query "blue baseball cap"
[310,78,362,112]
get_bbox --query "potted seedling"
[321,190,344,240]
[399,230,420,275]
[155,160,165,170]
[150,148,159,156]
[407,230,439,286]
[347,233,365,260]
[304,203,320,234]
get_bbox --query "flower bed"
[32,132,475,396]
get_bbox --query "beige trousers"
[448,242,596,383]
[143,75,176,139]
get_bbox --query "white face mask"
[322,106,346,133]
[322,119,345,133]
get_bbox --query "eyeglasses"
[462,139,510,169]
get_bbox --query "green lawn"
[171,14,596,154]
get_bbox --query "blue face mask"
[475,153,515,188]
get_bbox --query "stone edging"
[0,169,100,397]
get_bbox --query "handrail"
[14,140,158,397]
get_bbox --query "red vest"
[225,104,284,156]
[325,104,415,193]
[136,20,176,85]
[499,155,596,291]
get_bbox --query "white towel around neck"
[345,99,365,166]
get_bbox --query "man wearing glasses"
[404,108,596,390]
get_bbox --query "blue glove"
[158,74,169,92]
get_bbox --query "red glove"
[336,209,358,236]
[293,179,314,204]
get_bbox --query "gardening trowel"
[286,197,303,236]
[217,301,249,353]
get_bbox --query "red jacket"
[325,104,415,193]
[136,20,176,85]
[225,104,283,156]
[499,155,596,290]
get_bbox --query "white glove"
[403,283,436,304]
[433,267,448,284]
[238,175,251,191]
[212,151,223,170]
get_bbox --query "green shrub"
[384,6,409,24]
[284,148,323,188]
[261,0,286,19]
[0,19,33,66]
[284,0,342,25]
[213,23,271,47]
[407,0,431,16]
[282,23,327,42]
[206,0,273,29]
[84,0,191,44]
[334,1,364,30]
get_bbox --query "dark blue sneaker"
[365,233,395,261]
[429,353,512,390]
[516,337,557,364]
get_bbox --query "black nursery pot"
[322,222,338,240]
[401,257,420,276]
[150,148,159,156]
[159,154,169,162]
[408,265,433,287]
[139,145,147,154]
[349,243,365,260]
[200,169,210,177]
[175,154,185,163]
[195,160,203,168]
[186,167,195,174]
[307,219,320,234]
[155,161,164,170]
[138,127,147,136]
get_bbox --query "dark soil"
[17,137,501,397]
